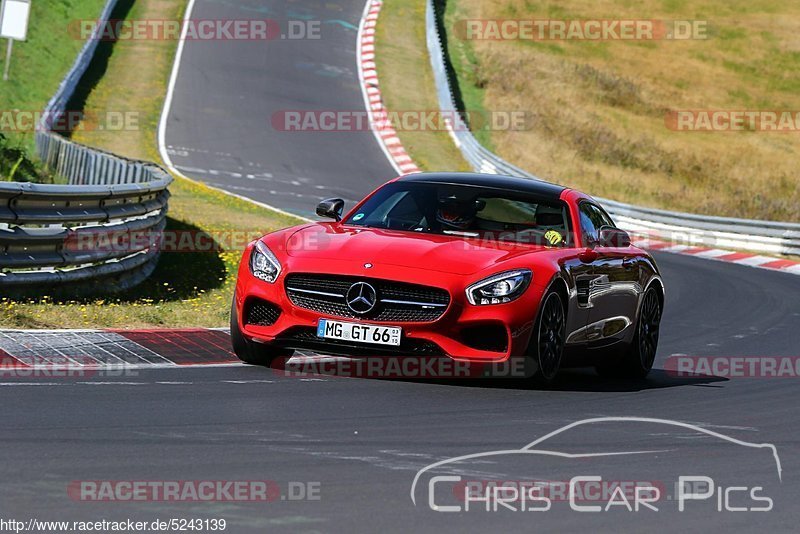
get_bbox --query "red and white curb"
[357,0,420,176]
[0,329,239,369]
[0,328,341,371]
[631,237,800,276]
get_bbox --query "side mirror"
[597,227,631,248]
[316,198,345,221]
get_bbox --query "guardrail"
[425,0,800,256]
[0,0,172,292]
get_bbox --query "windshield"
[344,181,572,246]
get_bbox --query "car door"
[560,252,594,350]
[578,202,641,347]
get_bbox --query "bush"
[0,133,56,183]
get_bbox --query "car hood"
[283,224,547,275]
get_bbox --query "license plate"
[317,319,402,346]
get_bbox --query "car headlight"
[249,240,281,283]
[466,269,532,305]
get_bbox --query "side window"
[594,205,616,230]
[579,203,598,244]
[579,203,615,244]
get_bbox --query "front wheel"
[230,296,293,366]
[526,290,566,385]
[596,287,662,379]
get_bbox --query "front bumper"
[234,256,548,363]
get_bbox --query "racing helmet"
[436,195,482,230]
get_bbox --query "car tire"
[230,295,293,366]
[596,286,662,379]
[526,289,566,385]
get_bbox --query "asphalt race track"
[161,0,396,218]
[3,0,799,532]
[2,253,799,531]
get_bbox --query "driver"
[436,195,481,231]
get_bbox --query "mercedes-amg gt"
[231,172,664,383]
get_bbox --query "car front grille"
[284,274,450,323]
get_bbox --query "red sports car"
[231,173,664,383]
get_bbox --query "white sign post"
[0,0,31,81]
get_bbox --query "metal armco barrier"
[1,0,172,292]
[425,0,800,256]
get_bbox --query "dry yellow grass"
[443,0,800,221]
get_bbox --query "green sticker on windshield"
[353,213,365,221]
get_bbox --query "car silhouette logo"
[346,282,378,314]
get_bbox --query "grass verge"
[0,0,108,153]
[0,0,107,181]
[0,133,60,183]
[374,0,470,172]
[0,0,301,328]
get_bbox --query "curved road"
[3,0,799,532]
[161,0,395,218]
[2,255,799,531]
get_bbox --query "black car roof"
[398,172,567,199]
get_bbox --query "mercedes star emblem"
[346,282,378,314]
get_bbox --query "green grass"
[0,0,302,328]
[0,133,60,183]
[0,0,105,181]
[0,0,108,154]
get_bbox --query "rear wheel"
[230,296,292,366]
[526,290,566,385]
[596,287,662,379]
